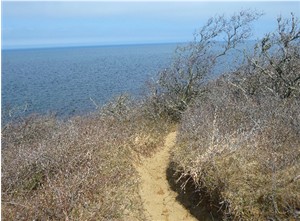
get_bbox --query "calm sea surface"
[2,43,178,122]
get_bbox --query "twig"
[3,201,29,209]
[90,97,99,109]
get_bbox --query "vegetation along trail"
[136,131,211,221]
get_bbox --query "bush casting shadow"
[166,162,222,221]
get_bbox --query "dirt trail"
[136,131,198,221]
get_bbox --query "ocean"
[2,43,178,122]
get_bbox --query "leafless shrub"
[243,13,300,99]
[99,93,134,121]
[2,94,171,220]
[148,10,262,121]
[171,64,300,220]
[169,12,300,221]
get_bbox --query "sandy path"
[136,131,198,221]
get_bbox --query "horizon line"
[2,39,260,51]
[2,41,188,51]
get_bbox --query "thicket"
[169,12,300,220]
[1,96,172,220]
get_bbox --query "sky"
[2,1,300,49]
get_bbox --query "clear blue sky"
[2,1,300,49]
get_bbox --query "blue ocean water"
[2,43,180,122]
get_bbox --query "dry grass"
[2,95,171,221]
[170,77,300,220]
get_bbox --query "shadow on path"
[166,161,222,221]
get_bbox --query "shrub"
[147,10,262,121]
[169,12,300,220]
[2,95,171,220]
[170,59,300,221]
[240,13,300,99]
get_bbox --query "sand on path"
[136,131,198,221]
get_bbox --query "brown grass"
[2,95,171,221]
[170,77,300,220]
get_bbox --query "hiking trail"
[136,131,198,221]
